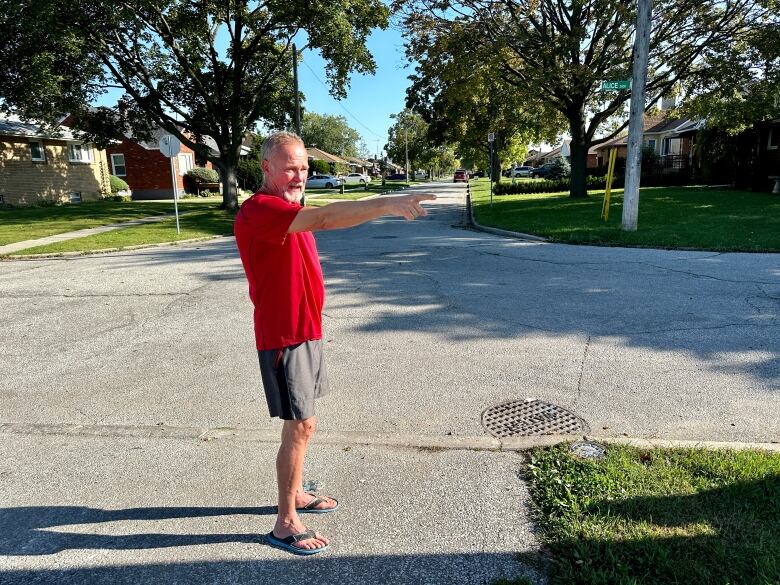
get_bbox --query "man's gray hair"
[261,131,304,161]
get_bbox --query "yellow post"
[601,147,617,221]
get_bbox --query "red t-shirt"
[234,193,325,350]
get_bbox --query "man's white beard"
[284,190,303,204]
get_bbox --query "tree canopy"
[300,111,362,158]
[0,0,388,209]
[397,0,776,198]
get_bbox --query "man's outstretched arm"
[288,193,436,233]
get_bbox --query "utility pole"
[622,0,652,231]
[292,43,303,204]
[292,43,301,136]
[404,127,410,186]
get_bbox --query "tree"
[397,0,775,198]
[300,111,361,158]
[0,0,388,210]
[385,109,431,172]
[404,19,563,180]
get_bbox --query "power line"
[299,59,386,141]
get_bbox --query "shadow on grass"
[547,474,780,585]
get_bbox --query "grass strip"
[15,207,235,255]
[526,443,780,585]
[469,178,780,252]
[0,197,228,246]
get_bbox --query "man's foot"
[271,519,329,553]
[295,491,339,513]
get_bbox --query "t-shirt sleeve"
[237,195,301,245]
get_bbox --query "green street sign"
[601,80,631,91]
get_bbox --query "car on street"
[386,173,407,181]
[306,174,342,188]
[453,169,468,183]
[531,163,555,179]
[512,166,532,178]
[342,172,371,185]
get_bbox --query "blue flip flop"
[266,529,330,556]
[296,492,339,514]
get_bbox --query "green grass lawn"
[0,197,228,246]
[470,178,780,251]
[527,443,780,585]
[13,206,236,255]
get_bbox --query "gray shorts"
[257,340,330,420]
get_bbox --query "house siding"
[0,137,110,206]
[106,139,212,200]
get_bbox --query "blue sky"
[297,26,413,158]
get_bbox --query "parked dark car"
[531,163,555,178]
[386,173,407,180]
[453,169,468,182]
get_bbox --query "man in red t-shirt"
[234,132,435,555]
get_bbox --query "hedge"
[494,170,693,195]
[186,167,220,183]
[109,175,129,193]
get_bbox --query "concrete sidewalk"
[0,213,187,255]
[0,430,543,585]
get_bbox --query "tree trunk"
[569,112,588,199]
[215,157,239,211]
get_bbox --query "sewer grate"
[482,399,589,438]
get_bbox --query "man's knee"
[283,417,317,443]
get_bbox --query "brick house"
[0,115,111,206]
[105,127,215,200]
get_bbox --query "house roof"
[345,156,371,166]
[306,147,347,164]
[645,117,689,134]
[0,115,82,141]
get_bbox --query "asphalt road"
[1,182,778,441]
[1,181,778,583]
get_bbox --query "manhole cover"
[481,399,589,438]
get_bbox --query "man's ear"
[261,159,270,174]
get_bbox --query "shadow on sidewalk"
[0,505,275,556]
[0,504,541,585]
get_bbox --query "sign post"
[158,135,182,234]
[488,132,495,207]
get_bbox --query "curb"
[465,187,547,242]
[5,235,229,260]
[1,421,778,453]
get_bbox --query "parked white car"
[306,174,342,188]
[512,166,533,178]
[342,172,371,185]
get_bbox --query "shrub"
[236,159,263,191]
[186,167,220,183]
[109,175,129,193]
[548,157,571,180]
[309,159,330,175]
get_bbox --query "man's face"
[262,142,309,203]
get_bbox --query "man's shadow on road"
[0,505,276,556]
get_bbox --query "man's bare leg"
[273,417,329,551]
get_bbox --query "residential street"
[1,181,778,583]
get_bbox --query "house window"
[110,153,127,176]
[69,191,82,203]
[769,127,779,150]
[646,139,656,151]
[663,137,681,156]
[29,141,45,162]
[177,153,194,175]
[68,143,94,163]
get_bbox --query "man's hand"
[383,193,437,220]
